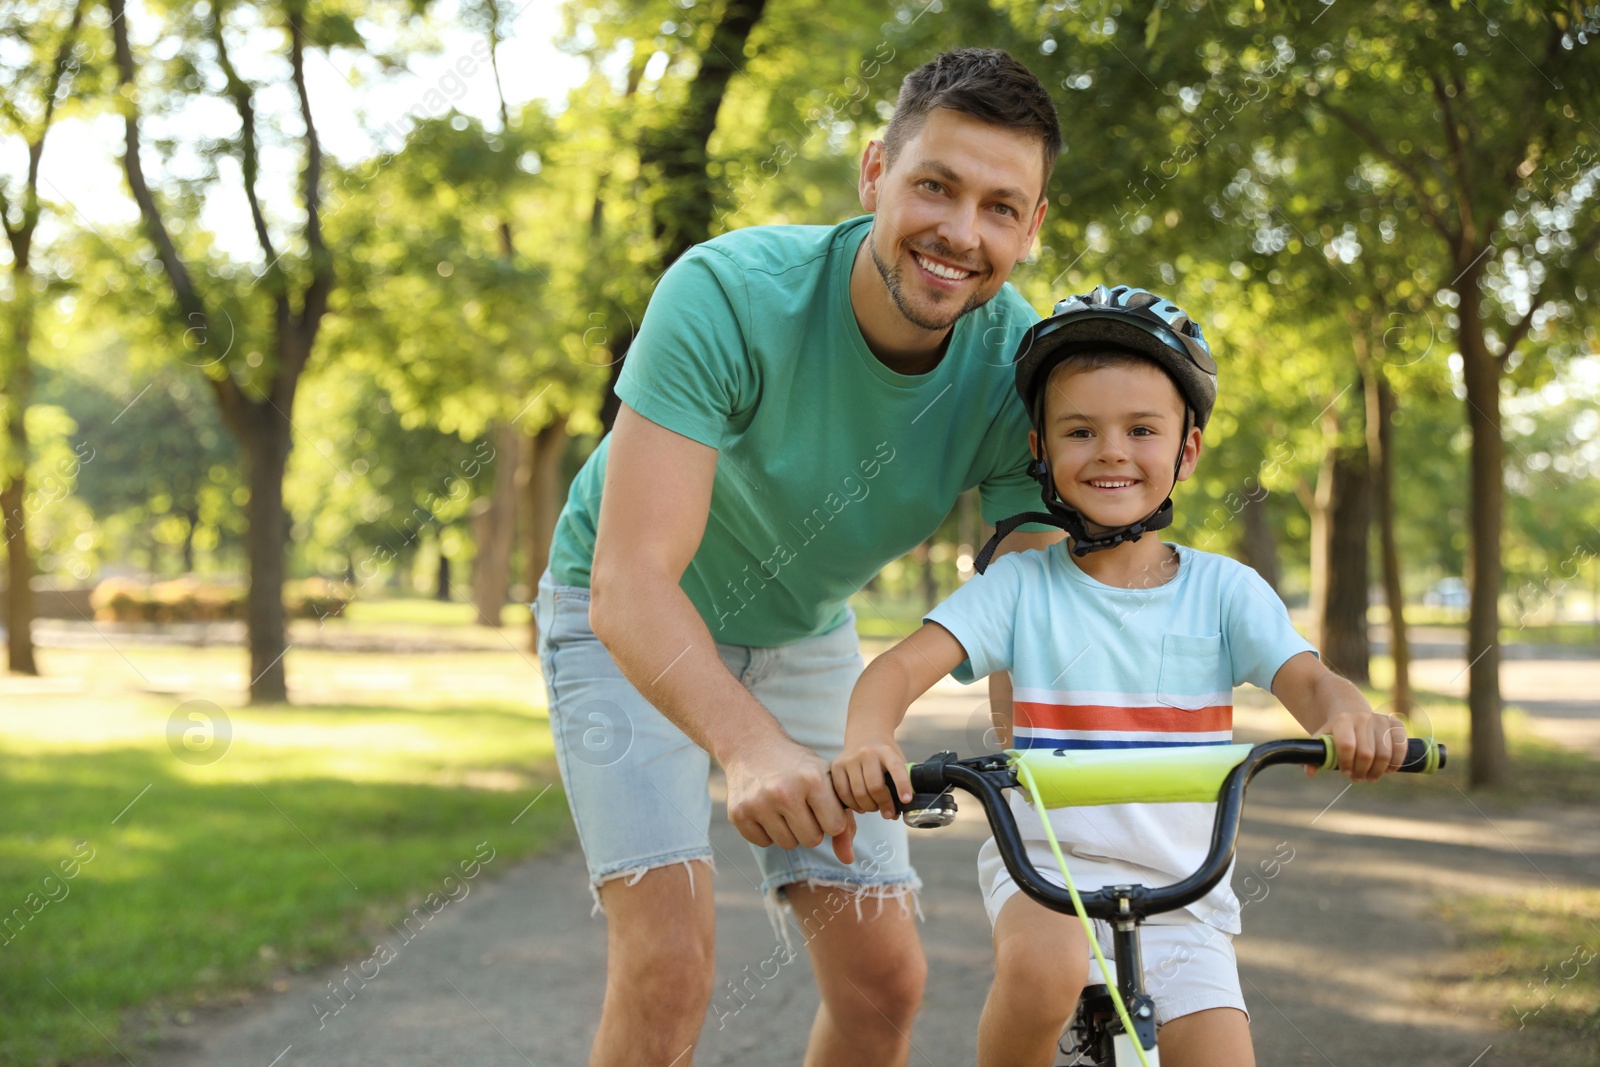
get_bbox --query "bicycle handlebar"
[895,737,1446,922]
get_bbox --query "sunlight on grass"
[0,635,565,1065]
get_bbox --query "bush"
[90,578,245,623]
[88,577,151,623]
[286,577,349,621]
[88,578,347,623]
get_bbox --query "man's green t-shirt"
[548,215,1047,647]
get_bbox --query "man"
[535,48,1065,1066]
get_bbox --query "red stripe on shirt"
[1014,701,1233,734]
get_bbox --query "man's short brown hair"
[883,48,1063,194]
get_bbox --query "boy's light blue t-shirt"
[547,215,1047,648]
[925,541,1317,932]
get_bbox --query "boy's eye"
[1065,428,1094,439]
[1130,426,1154,436]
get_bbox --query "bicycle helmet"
[975,284,1217,571]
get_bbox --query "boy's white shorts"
[979,837,1249,1027]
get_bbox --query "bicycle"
[892,735,1447,1066]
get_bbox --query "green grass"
[1351,692,1600,808]
[1399,606,1600,647]
[1432,888,1600,1065]
[0,643,565,1065]
[339,595,530,628]
[1502,619,1600,646]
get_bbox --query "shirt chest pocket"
[1156,633,1226,710]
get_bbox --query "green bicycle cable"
[1012,755,1156,1067]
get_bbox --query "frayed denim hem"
[762,876,924,952]
[588,853,716,917]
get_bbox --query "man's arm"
[981,529,1065,744]
[590,404,855,860]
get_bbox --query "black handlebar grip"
[1398,738,1447,773]
[888,773,908,815]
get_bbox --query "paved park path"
[148,666,1600,1067]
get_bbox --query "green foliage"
[283,361,496,586]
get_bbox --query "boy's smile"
[1029,360,1203,537]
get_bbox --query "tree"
[1272,1,1600,786]
[1,0,91,673]
[109,0,359,702]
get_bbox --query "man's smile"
[909,248,979,283]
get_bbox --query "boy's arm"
[834,622,969,819]
[983,530,1064,747]
[1270,651,1407,781]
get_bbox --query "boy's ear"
[1028,428,1040,460]
[1176,425,1204,482]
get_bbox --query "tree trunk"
[242,402,292,704]
[471,422,519,627]
[597,330,632,436]
[915,542,937,614]
[181,503,199,574]
[2,481,37,674]
[1323,447,1372,683]
[1460,287,1508,787]
[1363,356,1411,717]
[521,416,568,649]
[3,279,38,675]
[957,488,979,578]
[435,550,451,602]
[600,0,769,432]
[1310,406,1371,683]
[1236,493,1280,594]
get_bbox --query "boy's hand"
[1272,653,1407,782]
[1315,708,1408,781]
[832,735,913,821]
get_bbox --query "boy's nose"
[1094,440,1129,463]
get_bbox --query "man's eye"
[921,179,945,194]
[993,203,1017,217]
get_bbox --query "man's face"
[858,108,1049,332]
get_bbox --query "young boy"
[832,285,1408,1066]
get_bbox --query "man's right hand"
[723,736,857,865]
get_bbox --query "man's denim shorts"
[533,572,921,913]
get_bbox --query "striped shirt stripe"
[1014,701,1232,734]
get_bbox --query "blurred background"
[2,0,1596,1063]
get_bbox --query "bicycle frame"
[896,737,1446,1065]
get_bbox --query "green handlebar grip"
[1321,735,1445,774]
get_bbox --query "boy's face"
[857,108,1049,332]
[1029,360,1204,535]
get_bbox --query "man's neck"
[848,237,951,376]
[1070,534,1179,589]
